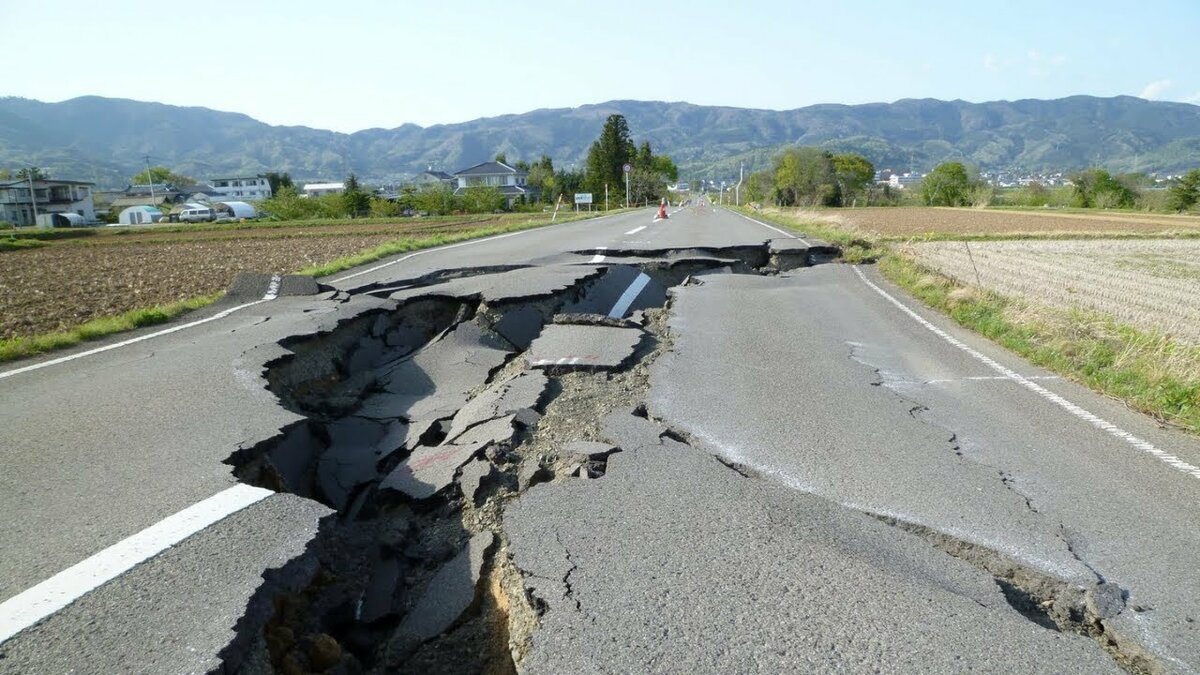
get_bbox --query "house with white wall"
[209,176,273,201]
[452,161,537,207]
[0,178,96,226]
[303,182,345,198]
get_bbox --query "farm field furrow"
[904,239,1200,343]
[800,206,1200,236]
[0,235,395,340]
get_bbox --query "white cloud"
[1027,49,1041,61]
[1050,54,1067,66]
[1140,80,1172,99]
[983,54,1001,71]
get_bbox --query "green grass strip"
[879,253,1200,434]
[0,294,221,363]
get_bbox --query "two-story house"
[0,178,97,226]
[208,176,273,201]
[452,161,538,207]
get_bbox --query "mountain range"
[2,94,1199,188]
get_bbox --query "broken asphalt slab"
[380,441,488,501]
[385,531,496,661]
[526,324,643,369]
[504,412,1121,674]
[384,265,602,305]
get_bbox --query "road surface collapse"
[216,239,1146,674]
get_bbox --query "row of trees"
[742,148,878,207]
[583,114,679,204]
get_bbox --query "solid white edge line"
[609,273,652,318]
[854,266,1200,481]
[0,484,274,645]
[0,299,270,381]
[625,225,647,235]
[726,208,799,239]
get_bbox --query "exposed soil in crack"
[214,246,749,674]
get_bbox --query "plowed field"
[0,215,553,342]
[782,207,1200,237]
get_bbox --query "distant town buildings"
[302,182,346,198]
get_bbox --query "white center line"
[590,246,608,264]
[855,266,1200,480]
[608,273,652,318]
[0,484,274,645]
[625,225,647,235]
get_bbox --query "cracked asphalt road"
[1,199,1197,673]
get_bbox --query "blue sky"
[3,0,1197,132]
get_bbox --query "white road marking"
[0,484,274,645]
[855,267,1200,481]
[925,375,1061,384]
[609,273,652,318]
[728,209,799,239]
[625,225,647,235]
[0,299,272,381]
[262,274,282,301]
[590,247,608,264]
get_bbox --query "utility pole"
[144,155,155,200]
[27,169,39,227]
[735,162,744,207]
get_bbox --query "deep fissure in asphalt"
[214,242,1146,674]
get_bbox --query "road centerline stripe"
[625,225,647,235]
[609,273,652,318]
[855,266,1200,481]
[0,484,274,645]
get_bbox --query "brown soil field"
[0,235,398,340]
[782,207,1200,236]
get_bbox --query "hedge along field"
[899,239,1200,345]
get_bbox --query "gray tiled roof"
[454,161,528,177]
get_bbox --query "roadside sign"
[623,163,632,174]
[574,193,593,204]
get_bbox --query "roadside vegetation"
[733,205,1200,434]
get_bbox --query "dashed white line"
[625,225,647,235]
[262,274,282,301]
[0,484,274,645]
[855,267,1200,480]
[608,272,652,318]
[590,247,608,264]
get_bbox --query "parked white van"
[179,207,215,223]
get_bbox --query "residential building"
[452,161,538,207]
[303,182,345,198]
[209,176,273,201]
[411,168,456,189]
[0,178,96,226]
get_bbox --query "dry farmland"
[0,214,557,342]
[793,206,1200,237]
[901,239,1200,344]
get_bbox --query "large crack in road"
[213,241,1150,674]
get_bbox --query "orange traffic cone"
[656,198,669,220]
